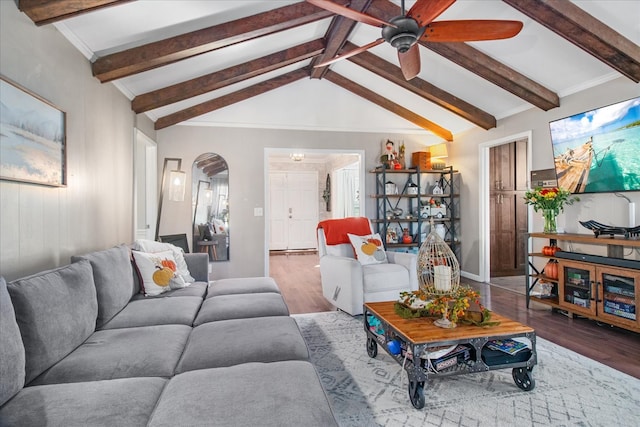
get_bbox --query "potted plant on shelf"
[524,187,580,233]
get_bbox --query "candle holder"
[417,220,460,293]
[417,219,461,328]
[420,284,460,328]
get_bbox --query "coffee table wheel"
[512,367,535,391]
[366,337,378,358]
[408,379,425,409]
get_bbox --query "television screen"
[549,96,640,194]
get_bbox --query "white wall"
[455,77,640,275]
[0,2,152,281]
[159,77,640,279]
[156,126,438,278]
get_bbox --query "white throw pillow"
[347,233,388,265]
[131,250,180,296]
[133,239,195,283]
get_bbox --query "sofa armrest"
[184,253,209,282]
[386,251,418,291]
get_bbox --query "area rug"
[293,311,640,427]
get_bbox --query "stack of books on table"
[486,338,529,355]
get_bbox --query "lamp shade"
[168,170,186,201]
[429,143,448,159]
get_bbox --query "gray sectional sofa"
[0,245,337,426]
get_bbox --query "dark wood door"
[490,140,528,277]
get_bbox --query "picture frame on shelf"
[0,76,66,187]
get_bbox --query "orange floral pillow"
[132,250,182,296]
[347,233,388,265]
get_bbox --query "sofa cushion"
[130,281,208,300]
[0,377,167,427]
[7,261,98,384]
[176,317,308,373]
[30,325,191,385]
[99,296,203,330]
[206,276,280,298]
[183,253,209,282]
[71,245,135,328]
[148,361,337,427]
[363,262,410,293]
[0,277,25,406]
[193,293,289,326]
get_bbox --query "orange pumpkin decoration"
[152,266,173,287]
[161,259,177,271]
[542,245,561,256]
[545,260,559,280]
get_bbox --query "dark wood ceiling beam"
[92,1,345,83]
[197,157,222,169]
[18,0,132,26]
[324,70,453,141]
[155,68,309,130]
[503,0,640,83]
[133,39,324,113]
[365,0,559,111]
[310,0,373,79]
[203,164,226,176]
[343,42,496,130]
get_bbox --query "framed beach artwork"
[1,76,66,187]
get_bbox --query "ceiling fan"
[308,0,523,80]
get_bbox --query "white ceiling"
[53,0,640,137]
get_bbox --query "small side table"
[197,240,218,261]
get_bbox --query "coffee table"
[364,301,537,409]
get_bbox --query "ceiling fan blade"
[407,0,455,27]
[314,38,385,68]
[306,0,396,28]
[398,44,421,80]
[421,20,524,42]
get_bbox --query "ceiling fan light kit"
[309,0,523,81]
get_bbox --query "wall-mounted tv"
[549,96,640,194]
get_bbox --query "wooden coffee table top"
[365,301,534,344]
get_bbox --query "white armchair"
[317,217,418,316]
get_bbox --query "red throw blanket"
[317,217,371,245]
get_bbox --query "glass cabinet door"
[558,261,596,316]
[598,266,639,329]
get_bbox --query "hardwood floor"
[270,253,640,379]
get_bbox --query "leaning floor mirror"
[192,153,229,261]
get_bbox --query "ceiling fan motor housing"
[382,16,425,53]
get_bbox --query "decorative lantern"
[417,219,461,327]
[418,220,460,291]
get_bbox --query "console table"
[526,232,640,332]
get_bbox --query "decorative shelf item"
[579,220,640,239]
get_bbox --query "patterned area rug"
[293,311,640,427]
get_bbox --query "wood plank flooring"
[269,253,640,379]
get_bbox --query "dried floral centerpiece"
[395,219,497,327]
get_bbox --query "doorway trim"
[132,129,157,241]
[263,148,366,276]
[478,131,533,283]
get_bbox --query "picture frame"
[1,76,67,187]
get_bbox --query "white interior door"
[269,172,288,250]
[269,171,318,250]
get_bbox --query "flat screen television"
[549,96,640,194]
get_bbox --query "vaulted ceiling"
[17,0,640,140]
